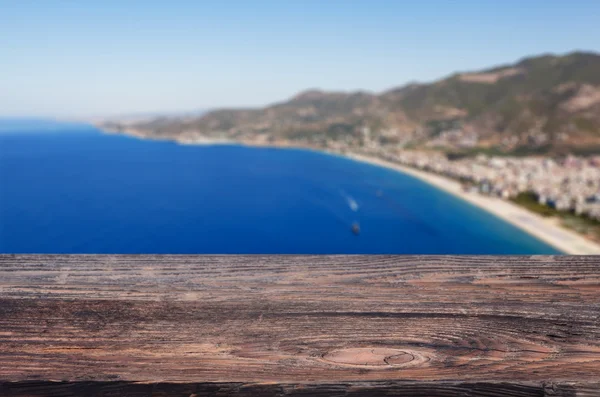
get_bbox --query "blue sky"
[1,0,599,118]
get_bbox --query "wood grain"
[0,255,599,396]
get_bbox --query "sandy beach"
[345,152,600,255]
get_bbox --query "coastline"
[95,127,600,254]
[344,152,600,255]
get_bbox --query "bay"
[0,125,560,254]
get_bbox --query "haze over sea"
[0,121,560,254]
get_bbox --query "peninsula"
[98,52,600,254]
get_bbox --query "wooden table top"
[1,255,599,396]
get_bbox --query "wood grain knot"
[321,348,418,368]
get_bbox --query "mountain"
[103,52,600,155]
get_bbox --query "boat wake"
[340,190,359,212]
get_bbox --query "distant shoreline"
[96,127,600,254]
[343,153,600,255]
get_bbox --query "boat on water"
[351,222,360,235]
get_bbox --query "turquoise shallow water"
[0,125,560,254]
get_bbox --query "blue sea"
[0,122,560,254]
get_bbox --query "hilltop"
[103,52,600,155]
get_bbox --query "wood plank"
[0,255,599,396]
[1,380,594,396]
